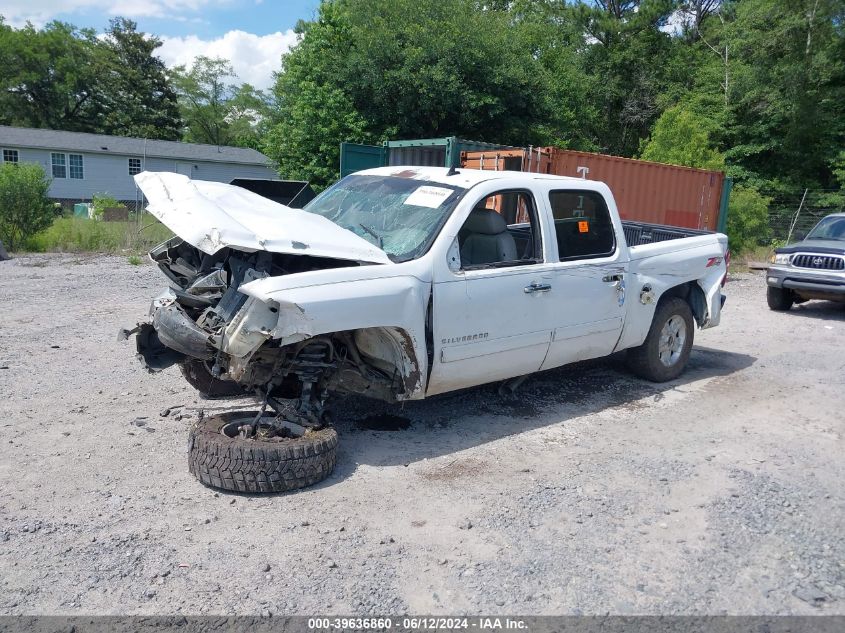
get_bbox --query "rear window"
[548,190,616,260]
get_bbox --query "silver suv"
[766,213,845,310]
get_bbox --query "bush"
[91,192,125,219]
[727,186,771,255]
[0,162,53,250]
[639,104,725,171]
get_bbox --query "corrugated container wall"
[462,148,726,232]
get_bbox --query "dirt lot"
[0,254,843,616]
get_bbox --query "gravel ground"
[0,254,843,616]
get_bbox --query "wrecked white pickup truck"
[124,167,728,493]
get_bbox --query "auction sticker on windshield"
[404,186,454,208]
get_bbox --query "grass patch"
[127,255,143,266]
[23,216,173,254]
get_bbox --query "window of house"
[2,149,19,164]
[51,153,66,178]
[128,158,141,175]
[458,190,542,269]
[548,190,616,261]
[68,154,83,179]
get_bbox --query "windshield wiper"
[359,223,383,248]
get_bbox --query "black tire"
[626,297,695,382]
[179,360,244,399]
[188,411,338,493]
[767,286,793,311]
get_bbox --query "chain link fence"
[763,189,842,245]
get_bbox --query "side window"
[2,149,19,164]
[51,153,66,178]
[458,190,542,269]
[68,154,84,179]
[128,158,142,175]
[549,190,616,261]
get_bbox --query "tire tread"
[188,411,338,493]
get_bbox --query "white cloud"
[0,0,231,26]
[156,29,298,90]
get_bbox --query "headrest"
[463,208,507,235]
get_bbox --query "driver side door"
[426,188,555,395]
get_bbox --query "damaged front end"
[121,236,410,425]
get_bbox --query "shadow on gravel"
[780,300,845,322]
[319,345,757,482]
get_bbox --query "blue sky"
[1,0,324,89]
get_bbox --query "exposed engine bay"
[121,236,412,428]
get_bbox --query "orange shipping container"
[461,148,727,232]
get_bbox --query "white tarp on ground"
[134,171,392,265]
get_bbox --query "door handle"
[602,273,624,283]
[524,282,552,293]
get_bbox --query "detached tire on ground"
[767,286,794,311]
[179,360,244,399]
[626,297,695,382]
[188,411,338,493]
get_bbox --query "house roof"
[0,126,272,166]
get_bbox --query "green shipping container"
[340,137,508,178]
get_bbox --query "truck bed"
[622,221,714,247]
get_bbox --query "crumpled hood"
[134,171,392,264]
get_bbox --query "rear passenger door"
[539,187,630,370]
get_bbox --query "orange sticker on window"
[578,221,589,233]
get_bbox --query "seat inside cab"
[457,191,540,268]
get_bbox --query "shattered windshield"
[806,216,845,241]
[304,174,467,262]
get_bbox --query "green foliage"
[639,104,725,170]
[90,193,123,219]
[95,18,182,140]
[0,18,181,139]
[0,162,54,251]
[23,217,173,253]
[171,57,271,148]
[268,0,557,186]
[726,185,771,255]
[716,0,845,190]
[127,254,142,265]
[0,20,101,131]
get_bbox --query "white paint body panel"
[156,167,727,399]
[135,171,391,264]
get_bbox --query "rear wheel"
[188,411,338,493]
[626,297,694,382]
[767,286,793,311]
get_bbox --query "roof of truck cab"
[355,166,585,188]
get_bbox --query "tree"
[0,163,53,251]
[716,0,845,189]
[639,103,725,170]
[267,0,556,186]
[0,20,103,131]
[0,17,181,139]
[95,18,182,140]
[172,57,270,147]
[566,0,684,155]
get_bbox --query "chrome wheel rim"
[658,315,687,367]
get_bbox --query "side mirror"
[792,230,807,242]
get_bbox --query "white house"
[0,125,279,209]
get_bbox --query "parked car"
[123,167,728,493]
[766,213,845,310]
